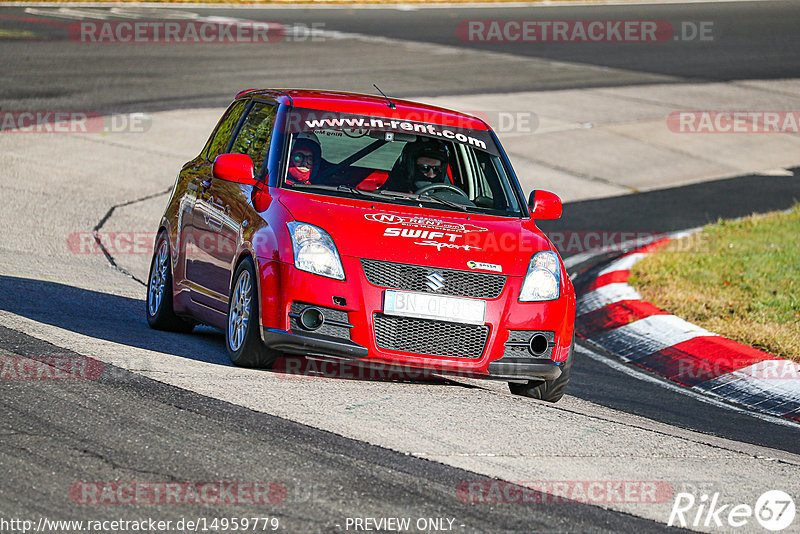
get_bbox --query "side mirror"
[528,190,562,220]
[213,153,262,188]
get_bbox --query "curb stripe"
[733,359,800,380]
[592,314,716,362]
[634,336,772,387]
[576,283,641,316]
[577,300,667,338]
[694,374,800,418]
[597,252,647,276]
[575,235,798,422]
[585,270,631,293]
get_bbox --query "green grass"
[629,205,800,362]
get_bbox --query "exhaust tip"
[299,308,325,331]
[528,334,549,356]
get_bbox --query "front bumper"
[261,327,368,360]
[260,326,564,381]
[256,257,576,381]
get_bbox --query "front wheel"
[508,340,574,402]
[146,233,194,333]
[226,258,279,369]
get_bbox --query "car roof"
[236,89,490,131]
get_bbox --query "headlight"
[519,251,561,302]
[287,222,345,280]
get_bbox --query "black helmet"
[401,138,449,184]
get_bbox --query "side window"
[207,100,248,162]
[229,102,278,174]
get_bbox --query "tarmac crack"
[76,446,181,480]
[92,186,173,286]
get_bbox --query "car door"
[188,100,278,313]
[183,99,249,309]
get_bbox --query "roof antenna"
[373,84,396,110]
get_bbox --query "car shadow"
[0,275,451,385]
[0,275,230,366]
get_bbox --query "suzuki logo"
[425,272,445,291]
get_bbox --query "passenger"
[286,133,321,185]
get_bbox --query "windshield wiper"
[417,193,469,212]
[336,184,374,198]
[289,183,338,191]
[374,190,419,200]
[375,189,469,212]
[290,183,380,199]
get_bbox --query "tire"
[226,257,279,369]
[146,232,194,333]
[508,339,574,402]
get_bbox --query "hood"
[278,191,552,277]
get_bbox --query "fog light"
[299,308,324,331]
[528,334,549,356]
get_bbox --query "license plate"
[383,290,486,325]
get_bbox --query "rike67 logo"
[668,490,796,531]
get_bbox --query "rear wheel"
[508,339,574,402]
[146,233,194,333]
[226,257,279,369]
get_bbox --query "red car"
[146,89,576,401]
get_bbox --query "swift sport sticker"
[383,228,461,242]
[415,241,481,252]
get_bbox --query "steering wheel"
[414,183,470,200]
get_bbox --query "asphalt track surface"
[1,1,799,112]
[1,325,685,534]
[2,2,800,532]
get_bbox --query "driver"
[382,138,449,193]
[286,132,321,185]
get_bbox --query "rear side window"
[207,100,248,161]
[229,102,278,174]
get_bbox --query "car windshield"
[281,107,524,217]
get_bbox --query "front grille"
[290,302,352,340]
[361,259,505,299]
[373,313,489,359]
[503,330,555,359]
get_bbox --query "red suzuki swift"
[146,89,576,401]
